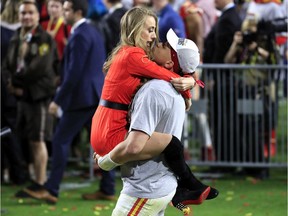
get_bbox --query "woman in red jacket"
[41,0,71,60]
[91,7,217,206]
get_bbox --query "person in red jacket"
[90,7,218,207]
[41,0,71,60]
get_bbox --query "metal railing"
[184,64,287,168]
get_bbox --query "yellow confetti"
[18,199,23,204]
[104,206,110,210]
[94,211,100,215]
[227,191,234,195]
[245,213,253,216]
[62,208,68,212]
[183,206,191,215]
[226,196,233,201]
[95,206,103,210]
[49,206,56,211]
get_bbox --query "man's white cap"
[166,28,200,73]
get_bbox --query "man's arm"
[96,130,174,171]
[96,131,151,171]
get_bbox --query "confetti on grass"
[49,206,56,211]
[225,191,234,201]
[227,191,234,195]
[225,196,233,201]
[71,206,77,211]
[95,206,103,211]
[92,204,112,214]
[243,202,250,207]
[62,207,69,212]
[246,177,259,184]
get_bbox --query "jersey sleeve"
[127,49,191,98]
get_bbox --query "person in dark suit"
[81,0,127,201]
[101,0,128,55]
[203,0,242,162]
[23,0,115,204]
[204,0,242,64]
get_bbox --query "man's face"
[19,3,39,30]
[214,0,230,11]
[63,1,75,25]
[153,42,173,69]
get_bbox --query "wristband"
[97,153,122,171]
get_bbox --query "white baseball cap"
[166,28,200,73]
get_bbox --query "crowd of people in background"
[0,0,287,212]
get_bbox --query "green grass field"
[1,168,287,216]
[1,99,287,215]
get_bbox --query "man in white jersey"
[112,44,190,215]
[113,78,186,215]
[98,29,211,215]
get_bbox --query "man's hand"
[7,79,23,96]
[94,152,122,171]
[14,88,24,96]
[48,101,59,117]
[170,76,196,91]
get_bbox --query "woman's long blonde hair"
[103,6,159,73]
[0,0,21,24]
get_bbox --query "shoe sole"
[181,186,211,205]
[23,188,58,205]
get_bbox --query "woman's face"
[47,0,63,19]
[140,16,157,49]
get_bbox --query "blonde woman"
[91,7,217,208]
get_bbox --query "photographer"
[224,18,270,64]
[224,17,277,179]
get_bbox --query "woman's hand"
[171,76,196,91]
[93,152,98,163]
[233,31,243,45]
[185,98,192,111]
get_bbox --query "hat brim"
[166,28,178,52]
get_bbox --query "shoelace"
[175,203,191,215]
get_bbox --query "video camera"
[242,17,287,45]
[242,31,258,44]
[258,17,287,35]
